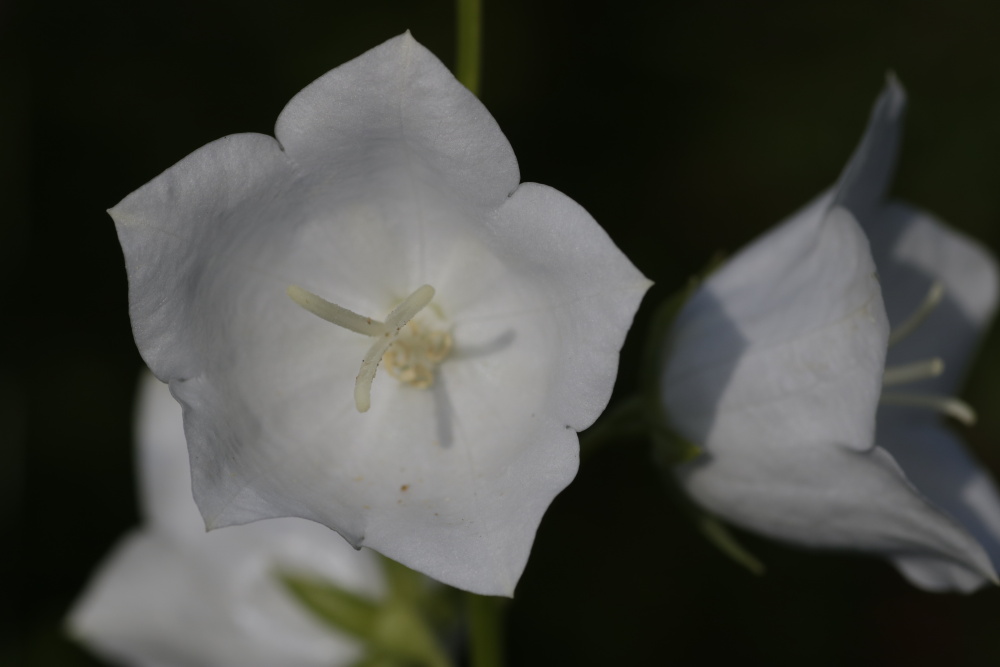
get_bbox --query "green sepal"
[649,427,701,467]
[696,514,766,576]
[380,557,461,632]
[638,257,720,467]
[638,251,726,403]
[583,251,765,575]
[280,573,453,667]
[657,469,768,576]
[281,572,379,638]
[466,594,508,667]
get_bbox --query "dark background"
[4,1,1000,665]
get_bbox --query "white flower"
[111,33,650,596]
[660,76,1000,591]
[68,372,385,667]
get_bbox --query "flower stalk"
[466,593,506,667]
[455,0,482,95]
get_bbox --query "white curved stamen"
[878,282,980,426]
[879,392,977,426]
[882,358,944,387]
[879,280,976,426]
[888,281,944,346]
[287,284,436,413]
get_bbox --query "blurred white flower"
[661,76,1000,591]
[68,372,385,667]
[111,33,650,596]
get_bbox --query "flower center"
[879,280,976,425]
[286,284,451,413]
[383,320,453,389]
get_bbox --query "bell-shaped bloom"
[68,372,386,667]
[661,76,1000,591]
[111,33,650,596]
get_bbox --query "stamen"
[882,358,944,387]
[879,392,977,426]
[287,284,436,413]
[888,281,944,347]
[384,322,453,389]
[875,282,978,427]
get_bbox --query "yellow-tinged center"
[383,321,453,389]
[286,284,452,412]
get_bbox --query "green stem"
[455,0,482,95]
[467,593,505,667]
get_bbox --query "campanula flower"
[661,77,1000,591]
[111,33,650,595]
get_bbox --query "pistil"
[287,284,441,412]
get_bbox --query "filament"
[879,392,976,426]
[888,281,944,347]
[882,358,944,387]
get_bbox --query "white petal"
[827,73,997,347]
[663,204,992,581]
[275,32,519,211]
[663,206,888,453]
[892,554,988,592]
[678,441,997,586]
[134,370,204,539]
[833,73,906,219]
[363,183,651,593]
[876,413,1000,590]
[484,183,653,429]
[865,203,1000,590]
[135,372,394,603]
[112,131,302,382]
[67,530,372,667]
[868,202,999,394]
[73,372,387,663]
